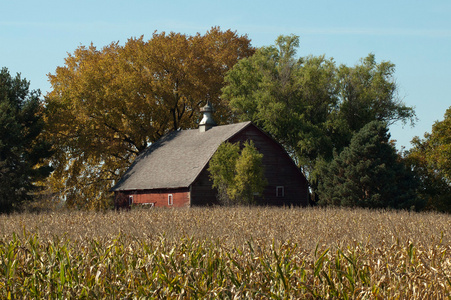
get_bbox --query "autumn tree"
[405,107,451,212]
[45,27,254,209]
[427,107,451,182]
[208,141,267,205]
[0,68,52,213]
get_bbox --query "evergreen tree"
[318,121,423,209]
[0,68,52,212]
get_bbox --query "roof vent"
[199,101,216,132]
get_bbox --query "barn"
[111,102,309,208]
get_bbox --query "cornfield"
[0,206,450,299]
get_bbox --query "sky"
[2,0,450,150]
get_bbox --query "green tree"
[223,35,339,171]
[208,141,267,205]
[317,121,423,209]
[337,54,415,132]
[405,107,451,212]
[207,142,240,205]
[223,35,416,195]
[45,27,254,209]
[0,68,52,213]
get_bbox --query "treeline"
[1,27,450,212]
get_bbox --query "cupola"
[199,101,216,132]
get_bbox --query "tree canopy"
[0,68,52,213]
[45,27,255,209]
[222,35,416,189]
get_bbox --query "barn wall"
[190,169,219,206]
[116,188,190,208]
[191,124,309,207]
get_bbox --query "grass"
[0,206,450,298]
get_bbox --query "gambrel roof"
[111,121,252,191]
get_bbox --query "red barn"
[111,103,309,208]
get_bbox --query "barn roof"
[111,121,252,191]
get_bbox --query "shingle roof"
[111,121,252,191]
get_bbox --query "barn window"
[276,186,284,197]
[168,194,173,206]
[129,195,134,205]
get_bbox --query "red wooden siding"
[190,168,219,206]
[116,188,190,208]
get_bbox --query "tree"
[208,141,267,205]
[223,35,339,171]
[317,121,423,209]
[405,107,451,212]
[222,35,416,196]
[207,142,240,205]
[427,107,451,182]
[0,68,52,213]
[45,28,254,209]
[231,141,267,203]
[337,54,416,132]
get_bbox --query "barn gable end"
[190,124,308,207]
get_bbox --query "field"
[1,206,450,299]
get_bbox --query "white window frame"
[128,195,134,205]
[168,194,173,206]
[276,186,284,197]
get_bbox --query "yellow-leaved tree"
[44,27,255,209]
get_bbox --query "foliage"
[337,54,416,131]
[231,141,267,203]
[222,35,416,192]
[427,107,451,182]
[207,142,240,205]
[208,141,267,205]
[317,121,423,209]
[0,68,52,213]
[44,28,255,209]
[405,107,451,212]
[223,35,340,171]
[1,207,451,298]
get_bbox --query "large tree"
[405,107,451,212]
[222,35,415,193]
[337,54,415,132]
[45,27,255,209]
[317,121,423,209]
[223,35,339,171]
[0,68,52,213]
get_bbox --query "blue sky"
[2,0,450,149]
